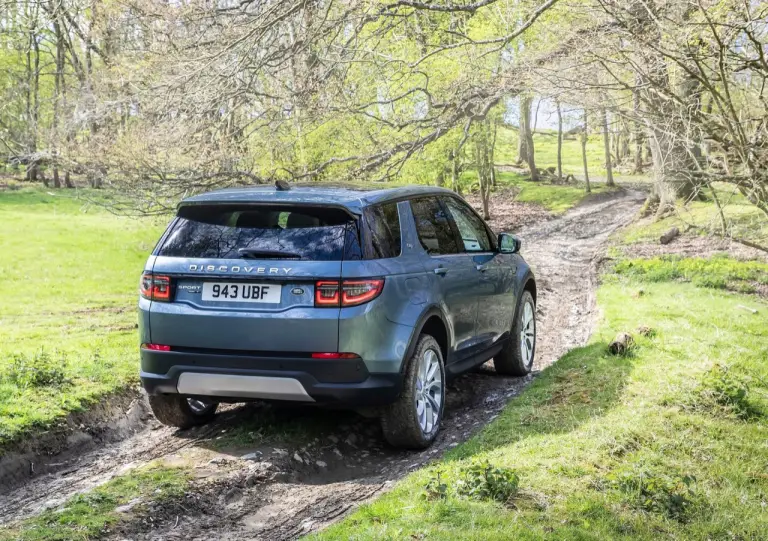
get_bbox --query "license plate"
[201,282,281,303]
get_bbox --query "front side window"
[363,202,402,259]
[442,197,493,252]
[410,197,460,255]
[156,204,360,261]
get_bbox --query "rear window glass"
[157,205,360,261]
[363,203,401,259]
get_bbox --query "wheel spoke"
[426,360,438,383]
[426,392,439,411]
[427,380,442,393]
[425,400,434,432]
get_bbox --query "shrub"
[5,349,69,388]
[422,469,449,501]
[456,460,520,504]
[608,468,698,521]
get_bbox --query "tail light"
[311,352,359,359]
[142,343,172,351]
[314,279,384,307]
[315,280,341,306]
[140,273,173,302]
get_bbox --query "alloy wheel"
[520,301,536,368]
[415,348,443,434]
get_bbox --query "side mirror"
[498,233,521,254]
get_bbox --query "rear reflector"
[311,352,360,359]
[140,273,172,302]
[142,343,172,351]
[314,279,384,307]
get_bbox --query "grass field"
[495,126,609,176]
[0,188,164,449]
[316,271,768,539]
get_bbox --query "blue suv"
[139,185,536,448]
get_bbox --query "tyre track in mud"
[0,189,645,539]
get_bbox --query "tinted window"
[157,205,359,261]
[410,197,460,255]
[363,202,401,259]
[443,197,492,252]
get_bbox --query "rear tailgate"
[149,257,341,352]
[147,203,360,353]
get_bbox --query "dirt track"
[0,189,645,539]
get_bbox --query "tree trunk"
[581,112,591,194]
[556,100,563,182]
[633,14,699,217]
[489,118,497,187]
[632,88,644,174]
[518,96,539,181]
[52,12,63,189]
[601,107,615,187]
[474,120,492,219]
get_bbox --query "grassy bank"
[0,465,189,541]
[315,274,768,539]
[621,186,768,247]
[0,188,164,449]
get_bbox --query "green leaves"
[422,461,521,505]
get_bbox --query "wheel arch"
[522,273,537,304]
[400,307,451,374]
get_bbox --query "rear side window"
[157,205,361,261]
[410,197,460,255]
[363,203,401,259]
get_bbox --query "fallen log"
[660,227,680,245]
[609,332,635,355]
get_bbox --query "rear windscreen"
[157,205,361,261]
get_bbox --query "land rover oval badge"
[292,287,305,295]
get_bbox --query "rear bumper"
[140,349,402,406]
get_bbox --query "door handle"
[434,266,448,276]
[476,264,489,272]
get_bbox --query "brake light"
[315,281,340,306]
[142,343,172,351]
[311,352,360,359]
[140,273,172,302]
[342,279,384,306]
[314,279,384,307]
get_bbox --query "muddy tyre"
[149,395,218,429]
[381,335,445,449]
[494,290,536,376]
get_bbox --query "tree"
[580,111,591,194]
[517,95,539,181]
[601,106,614,187]
[556,99,563,182]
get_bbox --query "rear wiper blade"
[237,248,302,259]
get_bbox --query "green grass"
[0,187,165,449]
[314,274,768,539]
[613,255,768,293]
[621,186,768,246]
[495,126,609,176]
[0,465,189,541]
[462,169,611,214]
